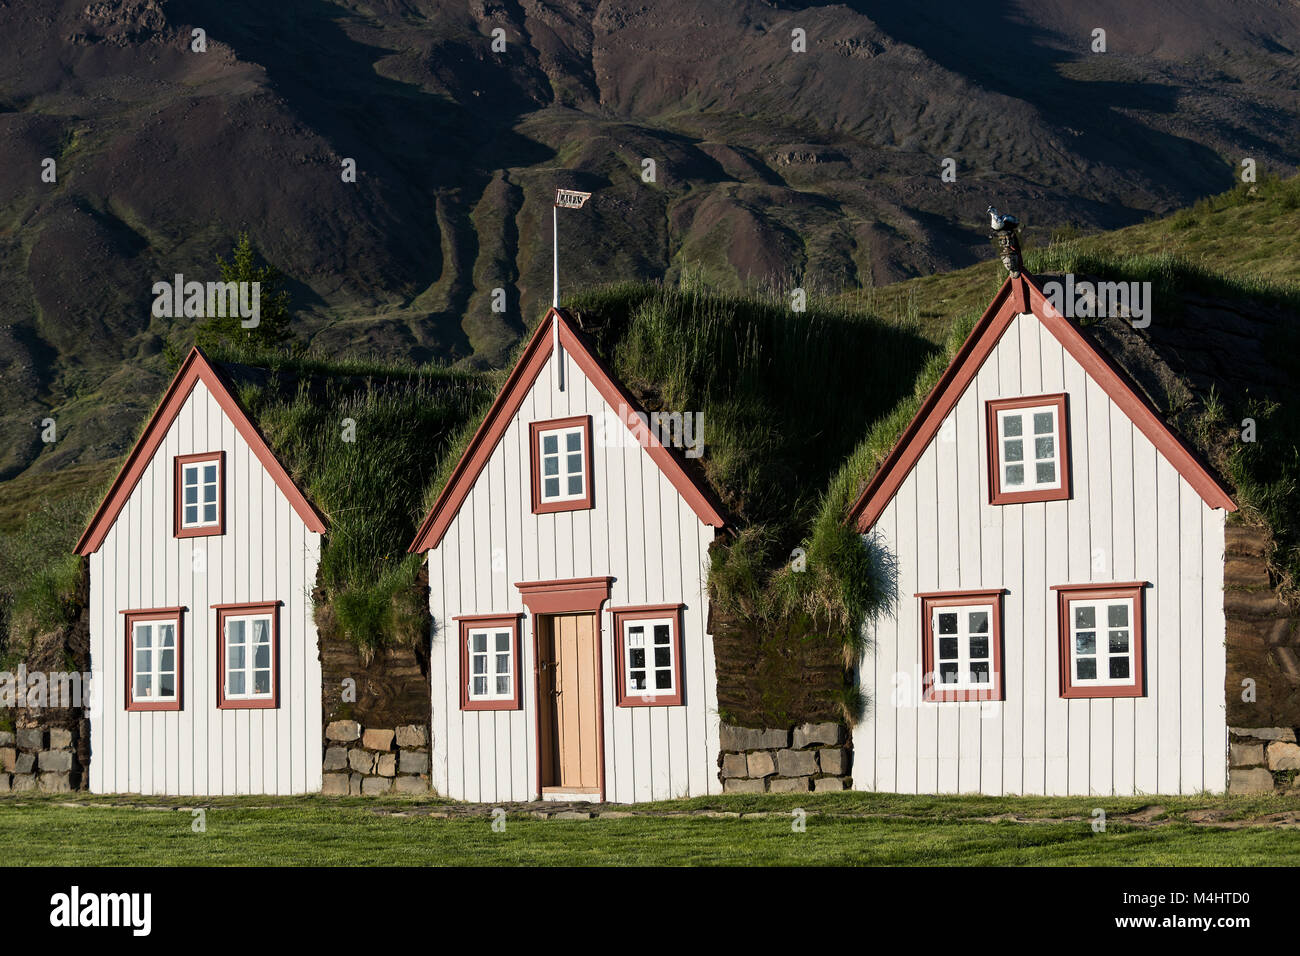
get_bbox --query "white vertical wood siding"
[855,313,1227,795]
[88,381,323,795]
[427,346,721,803]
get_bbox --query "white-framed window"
[538,424,587,503]
[996,403,1062,492]
[931,604,994,691]
[181,459,220,528]
[224,613,274,700]
[1067,597,1137,688]
[468,626,515,701]
[624,618,676,696]
[132,619,178,702]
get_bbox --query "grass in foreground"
[3,792,1300,866]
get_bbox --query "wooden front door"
[537,613,602,794]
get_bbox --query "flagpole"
[551,188,591,393]
[553,204,562,390]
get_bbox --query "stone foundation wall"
[323,720,431,795]
[718,722,851,793]
[1227,727,1300,794]
[0,725,82,793]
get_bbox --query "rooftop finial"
[987,205,1023,277]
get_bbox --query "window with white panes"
[996,404,1062,493]
[181,459,220,528]
[131,618,179,704]
[538,425,587,503]
[930,604,994,691]
[223,613,275,700]
[1068,598,1136,687]
[1055,584,1145,699]
[467,626,515,702]
[624,618,676,696]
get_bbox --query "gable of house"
[411,307,724,553]
[849,275,1235,533]
[411,308,726,805]
[849,274,1234,798]
[77,348,326,796]
[77,347,326,556]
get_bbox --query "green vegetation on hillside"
[209,346,497,652]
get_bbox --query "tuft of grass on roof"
[770,307,982,657]
[559,281,938,725]
[211,347,497,652]
[1018,244,1300,600]
[0,492,96,665]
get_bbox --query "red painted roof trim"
[409,308,726,552]
[847,274,1236,532]
[75,347,327,555]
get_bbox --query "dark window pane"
[543,457,559,476]
[968,636,988,659]
[655,671,672,690]
[544,478,560,498]
[1036,463,1056,484]
[1109,658,1130,680]
[938,637,959,660]
[1033,412,1054,435]
[1075,632,1096,655]
[567,476,583,496]
[968,611,988,633]
[937,612,958,635]
[1003,439,1023,463]
[654,647,671,667]
[970,662,989,683]
[1002,415,1022,437]
[630,649,645,668]
[1076,659,1097,680]
[1109,631,1129,653]
[566,431,581,451]
[1108,603,1129,627]
[939,663,959,683]
[542,435,558,454]
[1074,605,1095,628]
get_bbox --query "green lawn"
[4,792,1300,866]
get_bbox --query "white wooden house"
[848,274,1237,796]
[76,348,327,795]
[409,307,727,803]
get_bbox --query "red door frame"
[516,577,612,801]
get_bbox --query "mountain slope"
[2,0,1299,487]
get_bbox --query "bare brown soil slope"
[2,0,1298,489]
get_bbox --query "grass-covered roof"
[3,175,1298,721]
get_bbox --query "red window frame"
[611,604,685,707]
[213,601,281,710]
[918,590,1005,702]
[456,614,522,711]
[985,394,1071,505]
[529,415,595,514]
[1054,583,1147,699]
[174,451,226,538]
[122,607,185,712]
